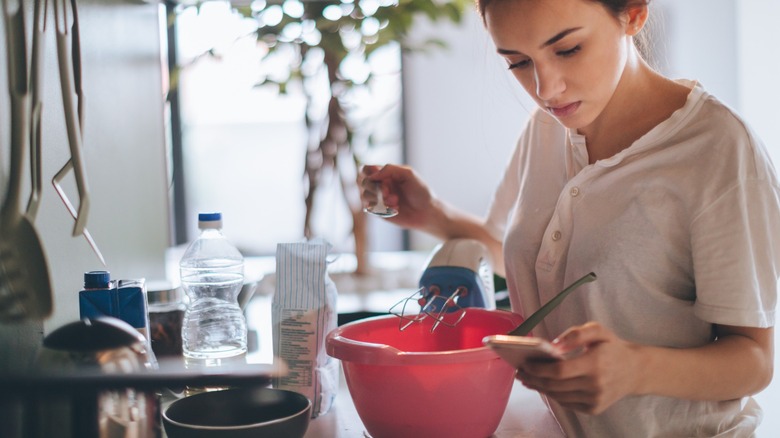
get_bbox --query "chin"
[551,115,587,131]
[550,109,596,132]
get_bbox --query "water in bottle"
[180,212,247,365]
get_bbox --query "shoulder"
[681,85,777,182]
[679,84,747,139]
[692,92,749,138]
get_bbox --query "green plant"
[180,0,468,273]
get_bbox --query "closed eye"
[557,45,581,57]
[507,59,531,70]
[507,45,581,70]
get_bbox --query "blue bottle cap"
[198,212,221,222]
[198,212,223,230]
[84,271,111,289]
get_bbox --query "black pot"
[163,387,311,438]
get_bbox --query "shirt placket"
[535,169,590,275]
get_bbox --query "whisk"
[389,286,468,333]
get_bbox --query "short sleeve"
[691,178,780,327]
[484,136,523,242]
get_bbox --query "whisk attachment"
[388,287,427,331]
[389,286,467,333]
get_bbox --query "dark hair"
[475,0,653,61]
[476,0,650,22]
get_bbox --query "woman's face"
[484,0,634,130]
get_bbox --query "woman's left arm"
[517,322,774,415]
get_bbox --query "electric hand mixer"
[390,238,496,331]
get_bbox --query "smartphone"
[483,334,566,367]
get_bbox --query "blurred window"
[171,1,404,255]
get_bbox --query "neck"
[579,42,687,163]
[578,43,646,152]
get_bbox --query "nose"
[534,63,565,101]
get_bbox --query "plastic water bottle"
[180,212,247,364]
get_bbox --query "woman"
[360,0,779,436]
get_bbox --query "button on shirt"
[484,80,780,437]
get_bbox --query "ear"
[624,5,649,36]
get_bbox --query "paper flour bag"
[272,241,338,418]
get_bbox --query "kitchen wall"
[0,0,171,368]
[402,7,533,252]
[735,1,780,159]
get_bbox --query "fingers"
[517,368,592,392]
[359,164,403,210]
[522,354,581,380]
[359,164,406,201]
[358,165,379,191]
[359,164,396,190]
[553,321,613,352]
[516,367,605,413]
[521,322,612,379]
[358,164,431,222]
[360,164,382,179]
[517,362,612,415]
[517,323,636,415]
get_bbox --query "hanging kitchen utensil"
[0,0,53,321]
[25,0,47,220]
[52,0,104,266]
[10,0,60,222]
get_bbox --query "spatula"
[0,0,53,322]
[507,272,596,336]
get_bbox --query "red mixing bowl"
[326,308,523,438]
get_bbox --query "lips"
[547,101,580,118]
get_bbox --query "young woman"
[360,0,779,436]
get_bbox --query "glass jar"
[147,282,186,357]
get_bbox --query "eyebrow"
[496,27,583,55]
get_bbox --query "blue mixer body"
[418,266,492,313]
[415,238,496,315]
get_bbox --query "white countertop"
[244,291,565,438]
[303,368,565,438]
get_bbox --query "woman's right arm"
[359,164,505,276]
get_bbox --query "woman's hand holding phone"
[483,334,571,368]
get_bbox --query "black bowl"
[163,387,311,438]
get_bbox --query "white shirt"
[485,81,780,437]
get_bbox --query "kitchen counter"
[244,292,565,438]
[302,368,565,438]
[168,251,780,437]
[161,250,566,437]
